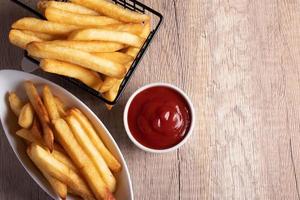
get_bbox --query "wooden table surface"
[1,0,300,199]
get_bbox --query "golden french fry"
[103,79,122,110]
[93,52,133,64]
[68,29,144,48]
[71,0,150,23]
[66,115,116,192]
[124,47,140,58]
[9,29,43,49]
[30,118,44,143]
[101,23,144,35]
[27,42,126,78]
[140,21,151,39]
[98,77,117,93]
[16,128,43,144]
[20,30,59,41]
[70,108,121,172]
[24,81,54,151]
[27,143,95,200]
[8,92,24,116]
[53,118,114,200]
[12,17,80,35]
[18,103,34,128]
[42,85,60,121]
[52,149,79,173]
[45,7,120,27]
[54,97,67,117]
[42,40,125,53]
[37,1,99,15]
[42,169,67,199]
[40,59,103,90]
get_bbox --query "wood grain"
[1,0,300,199]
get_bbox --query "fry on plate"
[70,108,121,172]
[54,97,67,117]
[24,81,54,151]
[27,143,95,200]
[9,29,43,49]
[42,85,60,121]
[53,118,114,200]
[52,149,79,173]
[42,169,67,199]
[45,7,120,27]
[66,115,116,192]
[42,40,125,52]
[71,0,150,23]
[8,92,24,116]
[68,28,144,48]
[27,42,126,78]
[12,17,80,35]
[37,0,99,15]
[16,128,43,144]
[40,59,103,91]
[18,103,34,129]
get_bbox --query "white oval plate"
[0,69,133,200]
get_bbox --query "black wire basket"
[11,0,163,105]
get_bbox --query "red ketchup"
[127,86,191,149]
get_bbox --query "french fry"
[103,79,122,110]
[140,21,151,39]
[16,128,43,144]
[123,47,140,58]
[30,118,44,143]
[12,17,80,36]
[18,103,34,129]
[42,85,60,121]
[101,23,145,35]
[42,40,125,53]
[37,1,99,16]
[24,81,54,151]
[70,108,121,172]
[53,118,114,200]
[27,42,126,78]
[45,7,120,27]
[27,143,95,200]
[93,52,133,64]
[9,29,43,49]
[52,149,79,173]
[98,77,117,93]
[8,92,24,116]
[21,30,59,41]
[42,169,67,199]
[54,97,67,117]
[40,59,103,91]
[71,0,150,23]
[68,29,144,48]
[66,115,116,192]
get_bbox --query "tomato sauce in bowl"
[124,84,194,152]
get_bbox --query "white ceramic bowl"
[123,83,195,153]
[0,70,133,200]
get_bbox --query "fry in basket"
[93,52,133,64]
[27,42,126,78]
[24,81,54,151]
[8,92,24,116]
[40,59,103,91]
[20,30,59,41]
[9,29,43,49]
[37,0,99,15]
[18,103,34,129]
[101,23,145,35]
[42,40,125,52]
[53,118,114,200]
[12,17,80,36]
[70,108,121,172]
[71,0,150,23]
[45,7,120,27]
[68,29,144,48]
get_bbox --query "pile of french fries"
[8,81,122,200]
[9,0,151,109]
